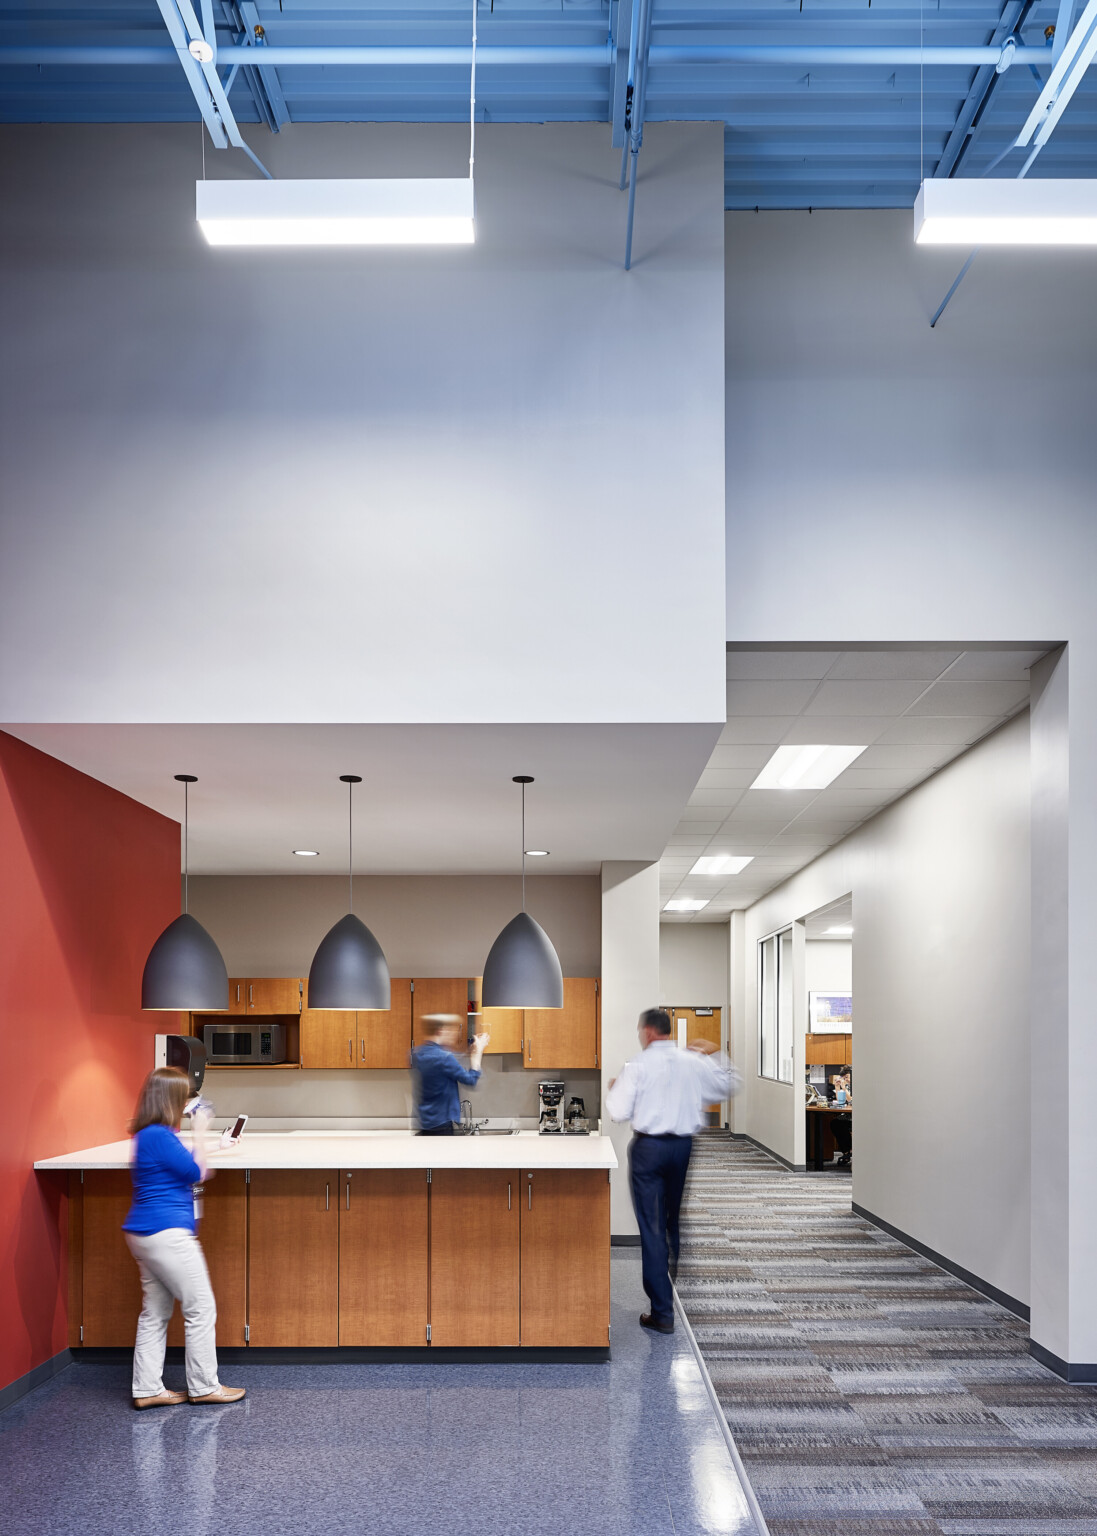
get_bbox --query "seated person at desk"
[828,1068,852,1166]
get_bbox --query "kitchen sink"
[474,1126,518,1136]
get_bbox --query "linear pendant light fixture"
[482,776,564,1009]
[142,775,229,1011]
[307,775,391,1011]
[196,0,478,247]
[914,179,1097,245]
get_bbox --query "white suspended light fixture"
[196,0,479,247]
[482,776,564,1009]
[751,744,866,791]
[914,178,1097,246]
[307,776,391,1010]
[142,776,229,1011]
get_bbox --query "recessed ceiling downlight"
[525,849,550,857]
[294,849,320,857]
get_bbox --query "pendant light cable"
[469,0,477,180]
[174,774,198,914]
[340,774,363,915]
[522,780,526,912]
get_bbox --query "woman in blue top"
[411,1014,489,1134]
[122,1067,244,1409]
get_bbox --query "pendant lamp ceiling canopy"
[482,776,563,1010]
[307,775,391,1011]
[142,776,228,1012]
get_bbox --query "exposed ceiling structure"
[3,721,719,876]
[3,1,1095,209]
[659,645,1046,920]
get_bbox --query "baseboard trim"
[0,1348,72,1415]
[729,1132,798,1172]
[611,1234,641,1247]
[852,1201,1029,1322]
[1028,1339,1097,1383]
[71,1345,610,1365]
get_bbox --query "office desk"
[805,1104,852,1171]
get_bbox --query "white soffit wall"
[661,645,1045,919]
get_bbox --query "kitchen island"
[36,1131,617,1355]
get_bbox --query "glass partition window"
[758,928,794,1083]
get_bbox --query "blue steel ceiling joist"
[155,0,271,175]
[935,0,1033,179]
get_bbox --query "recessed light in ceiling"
[690,854,754,876]
[751,744,867,790]
[294,849,320,857]
[525,849,550,857]
[825,925,854,936]
[664,898,709,912]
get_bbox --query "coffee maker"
[538,1080,565,1134]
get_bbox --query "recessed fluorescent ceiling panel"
[914,179,1097,245]
[664,898,709,912]
[196,178,476,246]
[751,744,867,790]
[825,925,854,936]
[690,855,754,876]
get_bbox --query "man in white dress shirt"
[606,1007,740,1333]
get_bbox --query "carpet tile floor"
[675,1136,1097,1536]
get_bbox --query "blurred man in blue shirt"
[411,1014,490,1135]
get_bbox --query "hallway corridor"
[677,1137,1097,1536]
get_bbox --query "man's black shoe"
[640,1312,674,1334]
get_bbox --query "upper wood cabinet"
[429,1168,520,1347]
[300,1007,358,1070]
[520,1169,610,1347]
[411,978,470,1047]
[525,977,599,1071]
[248,1169,339,1347]
[358,977,412,1068]
[227,979,247,1016]
[471,977,524,1055]
[339,1169,428,1346]
[246,977,304,1014]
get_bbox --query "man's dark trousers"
[628,1132,693,1326]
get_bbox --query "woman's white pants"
[125,1228,220,1399]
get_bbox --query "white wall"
[806,941,852,997]
[0,122,726,728]
[659,923,729,1014]
[736,715,1030,1307]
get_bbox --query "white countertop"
[34,1130,618,1173]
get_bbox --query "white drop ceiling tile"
[725,650,839,681]
[707,745,775,770]
[726,681,821,716]
[873,715,999,746]
[666,833,716,846]
[678,806,724,823]
[832,767,929,790]
[945,650,1049,681]
[813,789,898,808]
[711,837,780,856]
[779,717,894,746]
[804,680,929,716]
[718,718,798,744]
[854,743,958,772]
[696,768,757,791]
[688,788,747,809]
[729,789,819,815]
[825,651,961,681]
[906,679,1030,717]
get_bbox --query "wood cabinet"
[246,977,303,1014]
[472,977,524,1055]
[300,1007,358,1069]
[805,1033,853,1067]
[299,979,412,1069]
[525,977,599,1071]
[339,1169,429,1345]
[520,1169,610,1347]
[79,1170,246,1348]
[227,979,247,1016]
[411,978,469,1047]
[429,1169,520,1347]
[248,1169,339,1346]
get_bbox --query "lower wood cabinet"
[339,1168,429,1345]
[248,1169,339,1346]
[520,1169,610,1347]
[429,1168,520,1347]
[79,1170,246,1348]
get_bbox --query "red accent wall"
[0,731,181,1394]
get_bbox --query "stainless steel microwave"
[203,1022,287,1065]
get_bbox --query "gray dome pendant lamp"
[142,775,229,1011]
[307,775,391,1011]
[482,776,564,1009]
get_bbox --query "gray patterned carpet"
[675,1135,1097,1536]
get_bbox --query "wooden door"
[301,1006,358,1069]
[429,1169,519,1346]
[82,1171,141,1346]
[525,977,598,1070]
[358,978,413,1068]
[227,979,247,1016]
[167,1171,247,1347]
[671,1008,723,1111]
[339,1169,429,1345]
[248,1170,339,1346]
[412,978,469,1047]
[520,1170,610,1347]
[246,977,303,1014]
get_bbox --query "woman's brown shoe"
[133,1390,187,1410]
[189,1386,246,1405]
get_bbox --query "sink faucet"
[460,1100,473,1133]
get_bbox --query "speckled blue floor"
[1,1252,760,1536]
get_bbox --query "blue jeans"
[628,1133,693,1326]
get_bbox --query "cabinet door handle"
[348,1038,353,1062]
[248,984,254,1006]
[360,1038,366,1063]
[528,1181,532,1210]
[507,1182,511,1210]
[325,1183,330,1211]
[235,982,240,1006]
[346,1178,351,1211]
[527,1038,532,1064]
